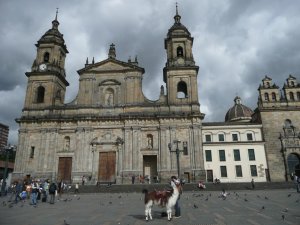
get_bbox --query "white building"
[202,97,268,183]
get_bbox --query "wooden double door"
[98,152,116,183]
[57,157,72,183]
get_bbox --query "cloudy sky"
[1,0,300,144]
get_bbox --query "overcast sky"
[1,0,300,145]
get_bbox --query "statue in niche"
[105,93,113,106]
[147,135,153,149]
[64,137,70,151]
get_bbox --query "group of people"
[3,178,71,206]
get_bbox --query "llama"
[142,181,182,221]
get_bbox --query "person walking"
[49,182,57,204]
[43,179,49,202]
[251,179,255,190]
[293,174,300,193]
[58,180,64,199]
[170,176,182,218]
[14,180,23,203]
[31,180,38,207]
[74,183,79,194]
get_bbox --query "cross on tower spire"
[52,8,60,29]
[174,2,181,24]
[55,8,59,21]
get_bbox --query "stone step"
[65,182,295,194]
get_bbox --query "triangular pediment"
[78,58,144,75]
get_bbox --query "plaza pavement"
[0,188,299,225]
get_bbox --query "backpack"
[49,183,56,193]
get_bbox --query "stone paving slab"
[0,189,299,225]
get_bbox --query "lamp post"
[168,139,183,178]
[91,143,96,182]
[1,145,15,196]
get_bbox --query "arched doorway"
[287,153,300,177]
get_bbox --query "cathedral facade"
[14,10,205,184]
[13,9,300,184]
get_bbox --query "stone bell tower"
[163,5,200,113]
[23,10,69,109]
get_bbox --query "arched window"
[297,92,300,100]
[105,88,114,106]
[264,93,269,101]
[271,92,276,101]
[36,86,45,103]
[177,46,183,57]
[43,52,50,63]
[289,92,295,101]
[177,81,188,98]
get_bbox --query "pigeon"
[64,219,70,225]
[287,194,291,197]
[109,201,112,204]
[77,197,80,200]
[282,215,285,220]
[264,196,268,200]
[205,197,208,201]
[282,208,288,213]
[193,204,198,208]
[259,206,265,212]
[118,195,122,199]
[244,198,248,202]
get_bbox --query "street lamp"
[168,139,183,178]
[1,144,16,196]
[91,143,96,182]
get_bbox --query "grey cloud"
[1,0,300,143]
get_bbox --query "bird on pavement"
[282,208,288,213]
[259,206,265,212]
[193,204,198,208]
[64,219,70,225]
[287,194,291,197]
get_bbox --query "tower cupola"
[32,9,68,77]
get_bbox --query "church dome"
[167,4,191,38]
[225,96,254,122]
[36,16,68,52]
